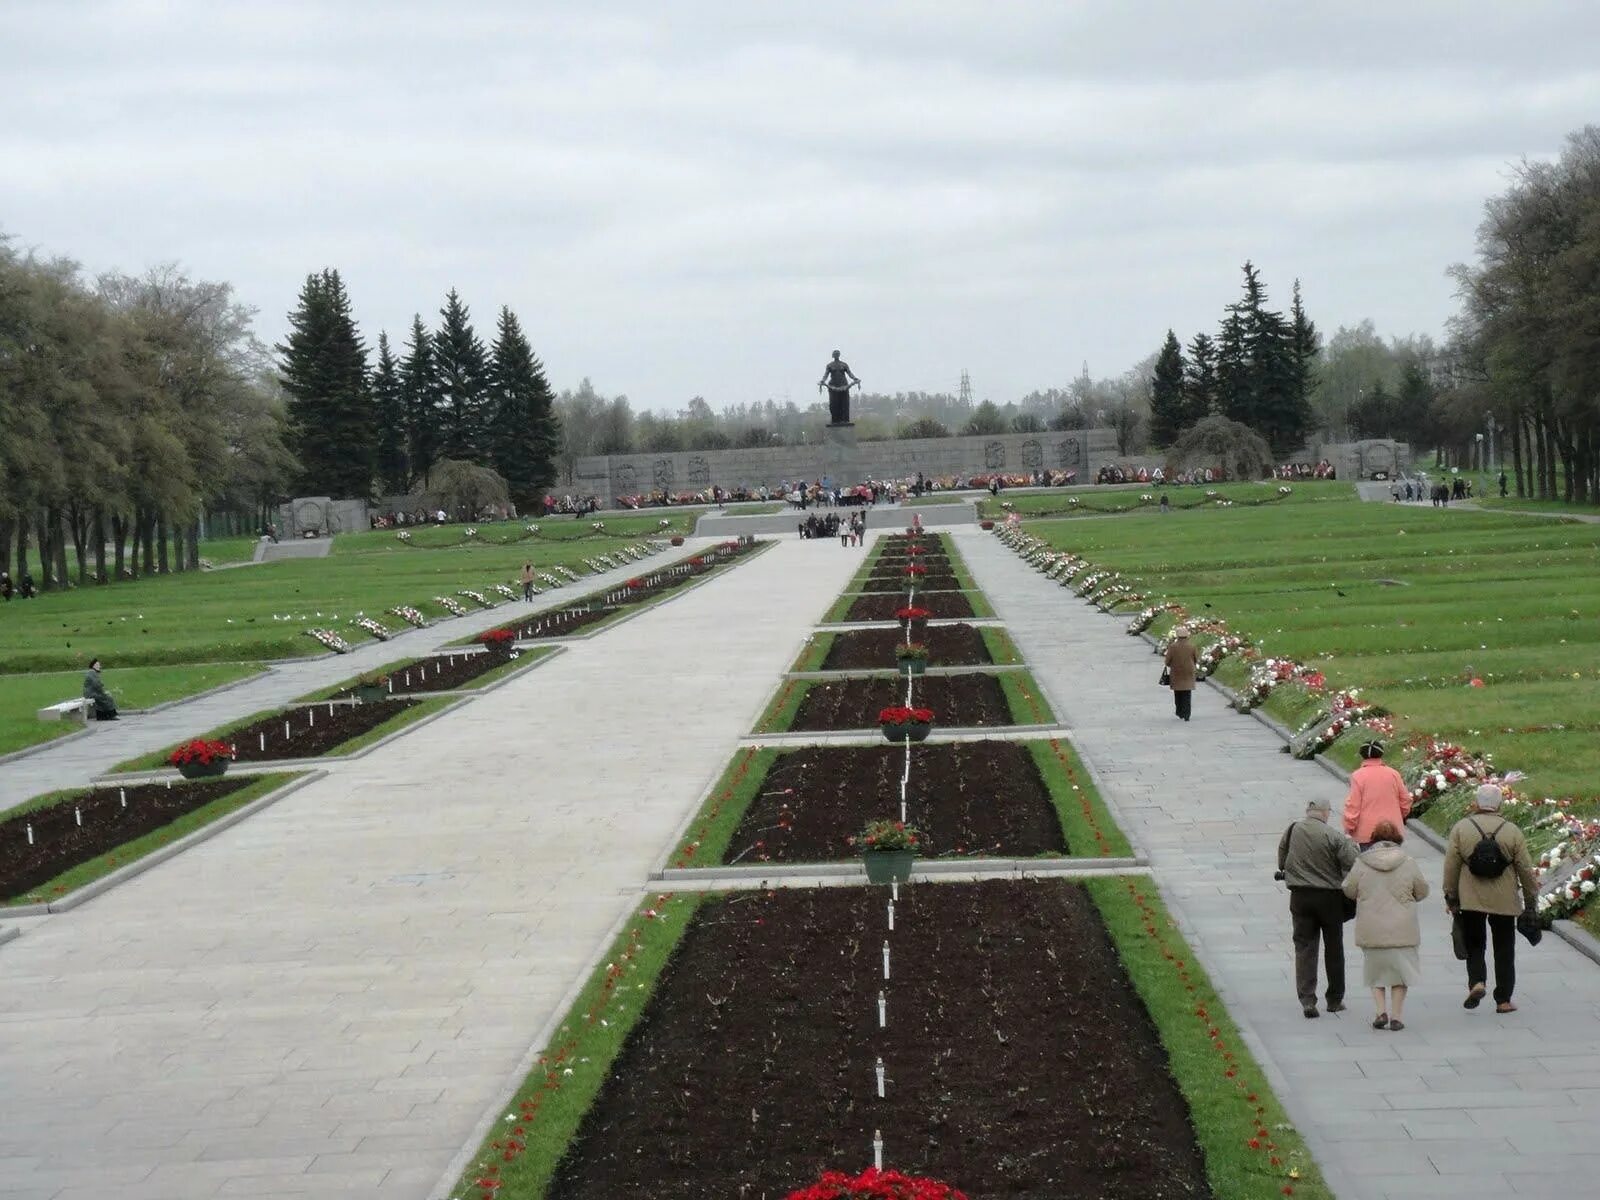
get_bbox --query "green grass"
[3,772,302,907]
[669,747,780,868]
[999,668,1056,725]
[751,678,810,734]
[790,633,834,673]
[110,695,455,773]
[980,479,1351,519]
[1085,877,1332,1199]
[0,536,641,672]
[900,494,971,507]
[979,626,1022,665]
[0,663,265,757]
[447,891,704,1200]
[331,514,694,553]
[1025,492,1600,802]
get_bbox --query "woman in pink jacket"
[1343,741,1413,849]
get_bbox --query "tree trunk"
[187,520,200,570]
[35,513,53,590]
[1533,413,1549,500]
[156,517,169,574]
[112,512,127,581]
[51,508,70,590]
[93,508,108,584]
[15,518,29,584]
[66,504,88,586]
[140,511,156,576]
[0,519,11,587]
[1511,416,1526,497]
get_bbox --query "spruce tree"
[276,268,373,497]
[372,331,408,493]
[432,289,489,461]
[400,315,440,486]
[1183,332,1218,425]
[487,306,560,510]
[1288,279,1321,439]
[1148,329,1188,447]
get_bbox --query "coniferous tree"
[486,306,560,510]
[372,331,408,493]
[1183,332,1218,425]
[1148,329,1188,447]
[1215,307,1248,423]
[277,268,372,497]
[1289,279,1321,430]
[400,314,440,486]
[432,289,490,461]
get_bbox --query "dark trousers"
[1459,910,1517,1003]
[1290,888,1346,1006]
[1173,688,1192,720]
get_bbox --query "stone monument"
[818,349,862,483]
[819,349,859,426]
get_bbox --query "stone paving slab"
[0,543,710,810]
[0,536,860,1200]
[956,527,1600,1200]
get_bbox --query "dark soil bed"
[219,699,422,762]
[725,741,1065,861]
[791,673,1012,730]
[1,779,256,900]
[332,650,512,696]
[843,591,976,621]
[548,880,1212,1199]
[821,624,992,670]
[860,572,962,592]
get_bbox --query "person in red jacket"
[1343,742,1413,849]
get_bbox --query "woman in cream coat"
[1343,821,1430,1030]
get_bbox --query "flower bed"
[722,742,1069,861]
[845,592,975,622]
[540,881,1213,1199]
[126,700,426,770]
[787,675,1014,732]
[859,572,962,593]
[330,650,533,697]
[1,776,277,904]
[819,624,994,670]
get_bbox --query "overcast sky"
[4,1,1598,411]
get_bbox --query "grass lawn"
[1024,492,1600,803]
[900,494,973,507]
[979,478,1351,519]
[3,772,302,907]
[0,538,656,672]
[0,663,265,758]
[110,695,455,773]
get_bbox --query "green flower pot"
[355,684,386,704]
[897,658,927,677]
[881,722,931,743]
[176,759,229,780]
[862,850,916,884]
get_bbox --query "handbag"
[1451,912,1468,960]
[1158,667,1171,687]
[1517,909,1543,947]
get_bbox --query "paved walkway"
[956,527,1600,1200]
[0,537,863,1200]
[0,545,714,809]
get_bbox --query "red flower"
[477,628,516,647]
[904,564,927,575]
[878,706,935,725]
[168,738,235,767]
[786,1168,968,1200]
[895,606,932,621]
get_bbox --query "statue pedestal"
[822,422,861,485]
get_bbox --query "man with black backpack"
[1443,784,1540,1013]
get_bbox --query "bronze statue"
[818,349,860,425]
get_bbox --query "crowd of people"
[797,510,868,544]
[0,570,38,600]
[1277,741,1539,1029]
[1389,474,1487,505]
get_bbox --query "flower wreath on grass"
[434,595,469,617]
[459,588,494,609]
[1195,634,1247,680]
[493,583,518,600]
[390,604,428,627]
[1234,656,1325,711]
[306,627,351,653]
[350,615,392,641]
[1290,689,1384,760]
[786,1169,967,1200]
[168,738,235,768]
[1127,601,1183,635]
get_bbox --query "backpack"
[1465,818,1511,879]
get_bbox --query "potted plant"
[670,535,685,546]
[895,643,929,676]
[169,738,234,780]
[786,1169,967,1200]
[476,628,517,656]
[895,605,932,637]
[853,819,923,884]
[879,704,935,743]
[354,672,389,703]
[980,519,995,530]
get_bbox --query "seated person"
[83,657,119,720]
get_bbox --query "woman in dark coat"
[83,657,118,720]
[1163,626,1200,721]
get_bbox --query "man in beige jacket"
[1442,784,1540,1013]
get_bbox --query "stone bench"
[37,698,91,723]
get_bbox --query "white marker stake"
[887,901,895,931]
[875,1056,886,1098]
[259,733,266,753]
[873,1130,884,1169]
[282,721,290,740]
[878,990,887,1028]
[119,788,126,808]
[882,941,891,980]
[900,799,907,824]
[308,709,314,727]
[26,824,34,845]
[327,703,333,717]
[891,880,899,903]
[75,807,82,827]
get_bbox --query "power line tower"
[958,369,972,408]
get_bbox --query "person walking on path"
[1443,783,1540,1013]
[1278,798,1357,1018]
[82,657,118,721]
[520,562,535,602]
[1163,625,1199,721]
[1342,741,1412,849]
[1343,821,1429,1031]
